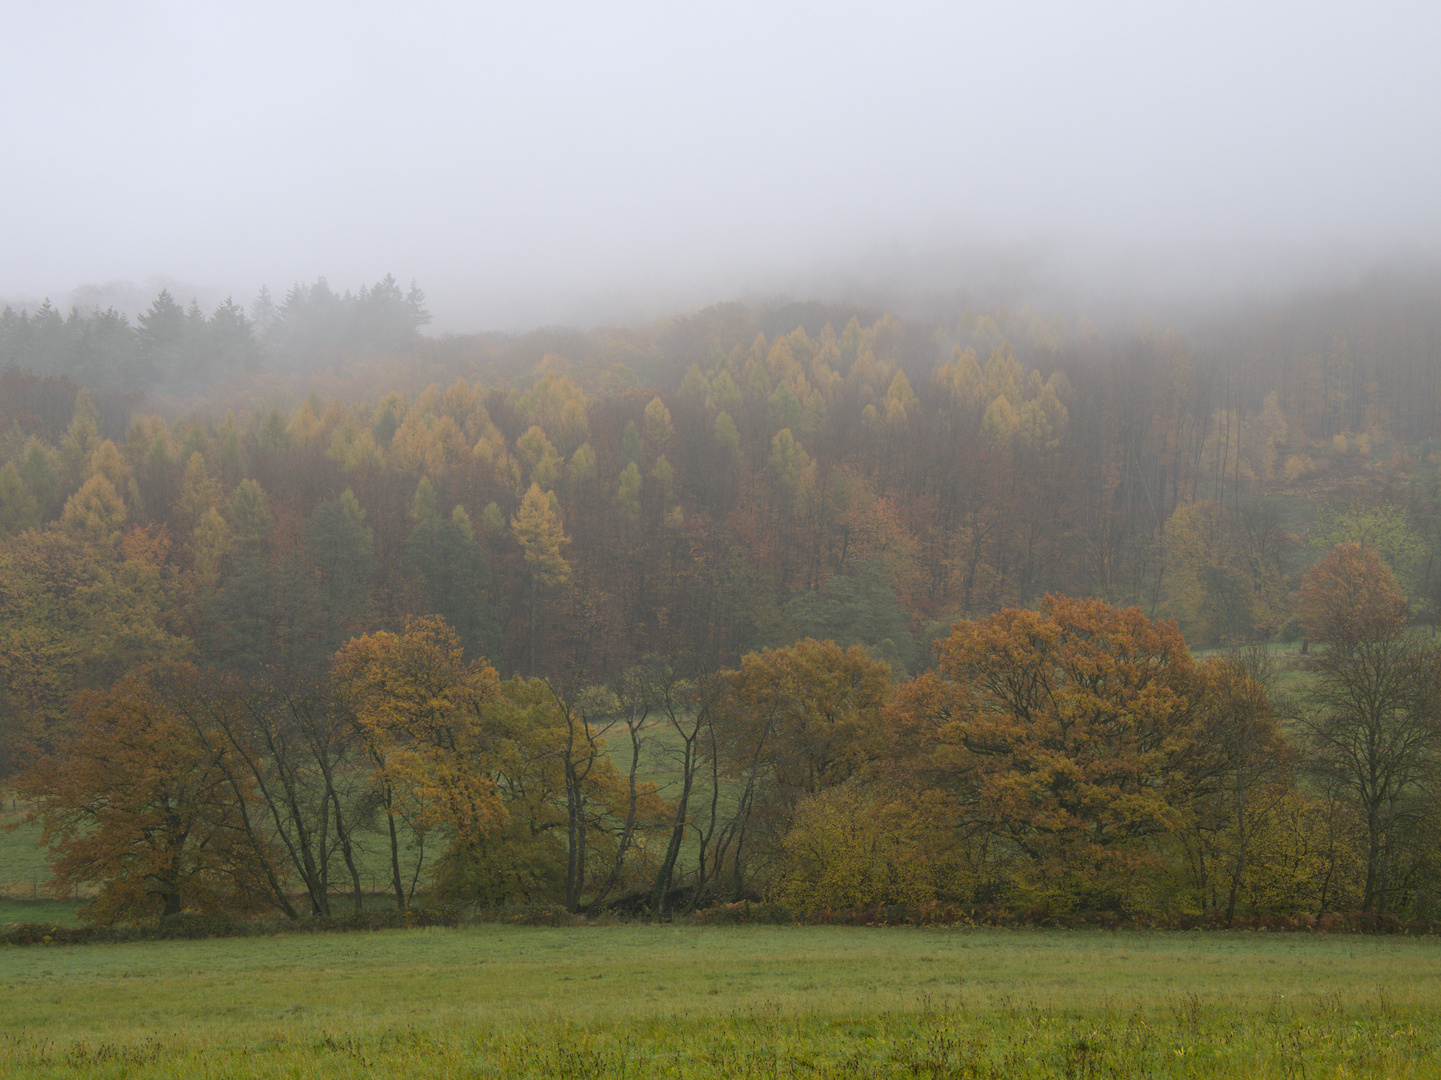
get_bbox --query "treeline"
[0,275,429,392]
[4,279,1441,921]
[14,548,1441,925]
[4,296,1441,702]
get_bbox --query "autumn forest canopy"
[5,268,1441,928]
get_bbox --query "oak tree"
[888,596,1206,908]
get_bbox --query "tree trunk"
[565,769,584,911]
[651,744,696,915]
[329,786,364,913]
[590,718,646,909]
[386,785,407,910]
[1365,802,1384,915]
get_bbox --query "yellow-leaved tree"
[511,482,570,673]
[772,784,935,910]
[428,676,667,912]
[331,616,504,909]
[714,639,892,900]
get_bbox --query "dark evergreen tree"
[403,483,499,658]
[135,289,187,384]
[306,489,376,655]
[208,297,259,377]
[73,308,137,388]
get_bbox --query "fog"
[3,1,1438,331]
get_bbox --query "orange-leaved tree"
[1297,541,1408,647]
[14,668,279,922]
[887,595,1207,910]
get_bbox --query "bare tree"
[1297,543,1441,914]
[182,670,368,917]
[1300,636,1440,914]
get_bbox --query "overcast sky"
[2,0,1438,330]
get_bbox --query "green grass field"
[3,925,1440,1078]
[1,800,57,892]
[0,798,86,926]
[0,899,83,926]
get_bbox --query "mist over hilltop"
[2,2,1438,334]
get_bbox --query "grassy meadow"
[4,924,1441,1078]
[0,798,83,927]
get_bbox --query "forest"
[3,269,1441,926]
